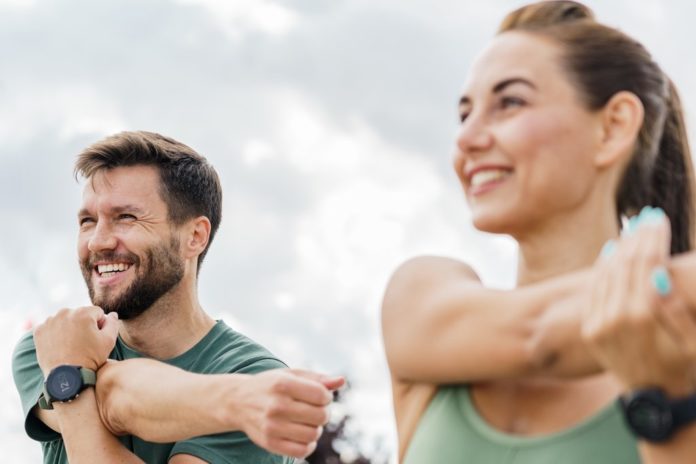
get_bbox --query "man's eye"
[459,112,470,123]
[119,214,136,221]
[79,217,94,226]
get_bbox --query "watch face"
[46,365,83,402]
[626,394,673,442]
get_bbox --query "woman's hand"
[582,207,696,397]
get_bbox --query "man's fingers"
[266,438,316,459]
[270,421,323,444]
[321,376,345,391]
[277,399,330,426]
[280,372,333,405]
[288,369,345,391]
[78,305,106,323]
[100,312,120,341]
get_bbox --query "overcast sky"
[2,0,695,462]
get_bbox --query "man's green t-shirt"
[12,320,293,464]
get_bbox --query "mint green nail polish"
[646,207,666,225]
[628,215,639,232]
[651,266,672,296]
[600,240,616,257]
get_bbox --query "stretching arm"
[383,252,696,385]
[97,359,342,459]
[381,255,595,384]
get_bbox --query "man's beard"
[81,237,185,320]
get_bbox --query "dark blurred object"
[301,385,387,464]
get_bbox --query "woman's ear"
[183,216,211,260]
[594,91,645,168]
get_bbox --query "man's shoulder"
[184,320,288,375]
[12,330,36,377]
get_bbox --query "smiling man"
[12,131,342,464]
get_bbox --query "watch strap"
[78,367,97,387]
[671,392,696,429]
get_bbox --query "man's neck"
[117,281,216,360]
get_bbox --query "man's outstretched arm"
[97,359,344,459]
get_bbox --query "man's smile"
[93,262,134,286]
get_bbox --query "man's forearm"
[54,388,144,463]
[97,358,244,442]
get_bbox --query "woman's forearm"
[526,250,696,379]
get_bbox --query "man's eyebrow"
[459,77,537,107]
[111,205,146,215]
[77,205,145,217]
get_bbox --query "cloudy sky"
[2,0,695,462]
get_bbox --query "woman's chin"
[471,212,517,235]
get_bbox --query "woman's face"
[454,31,604,235]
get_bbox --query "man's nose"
[87,221,118,252]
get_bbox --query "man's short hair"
[74,130,222,271]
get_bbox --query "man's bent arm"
[97,358,342,459]
[48,388,145,463]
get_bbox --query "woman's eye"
[500,96,525,109]
[459,111,471,123]
[119,214,136,221]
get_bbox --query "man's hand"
[231,369,345,459]
[34,306,119,376]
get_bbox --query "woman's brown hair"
[500,1,695,254]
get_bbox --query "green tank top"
[403,386,640,464]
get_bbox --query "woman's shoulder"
[387,255,480,292]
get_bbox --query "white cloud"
[0,82,126,146]
[175,0,299,39]
[0,0,34,8]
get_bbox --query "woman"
[382,1,696,462]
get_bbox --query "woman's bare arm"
[381,255,596,384]
[382,251,696,385]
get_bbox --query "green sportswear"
[403,386,640,463]
[12,320,292,464]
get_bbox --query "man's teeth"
[470,169,511,187]
[97,263,131,276]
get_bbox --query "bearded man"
[12,131,342,463]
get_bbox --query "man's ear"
[182,216,211,260]
[594,91,645,168]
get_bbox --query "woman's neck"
[515,205,621,286]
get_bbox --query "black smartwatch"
[620,387,696,442]
[38,365,97,410]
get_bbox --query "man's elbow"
[95,361,131,436]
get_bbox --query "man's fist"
[34,306,119,376]
[230,369,345,458]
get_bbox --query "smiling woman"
[382,1,696,463]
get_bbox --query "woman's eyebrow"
[459,76,537,106]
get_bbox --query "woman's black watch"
[38,365,97,410]
[620,387,696,442]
